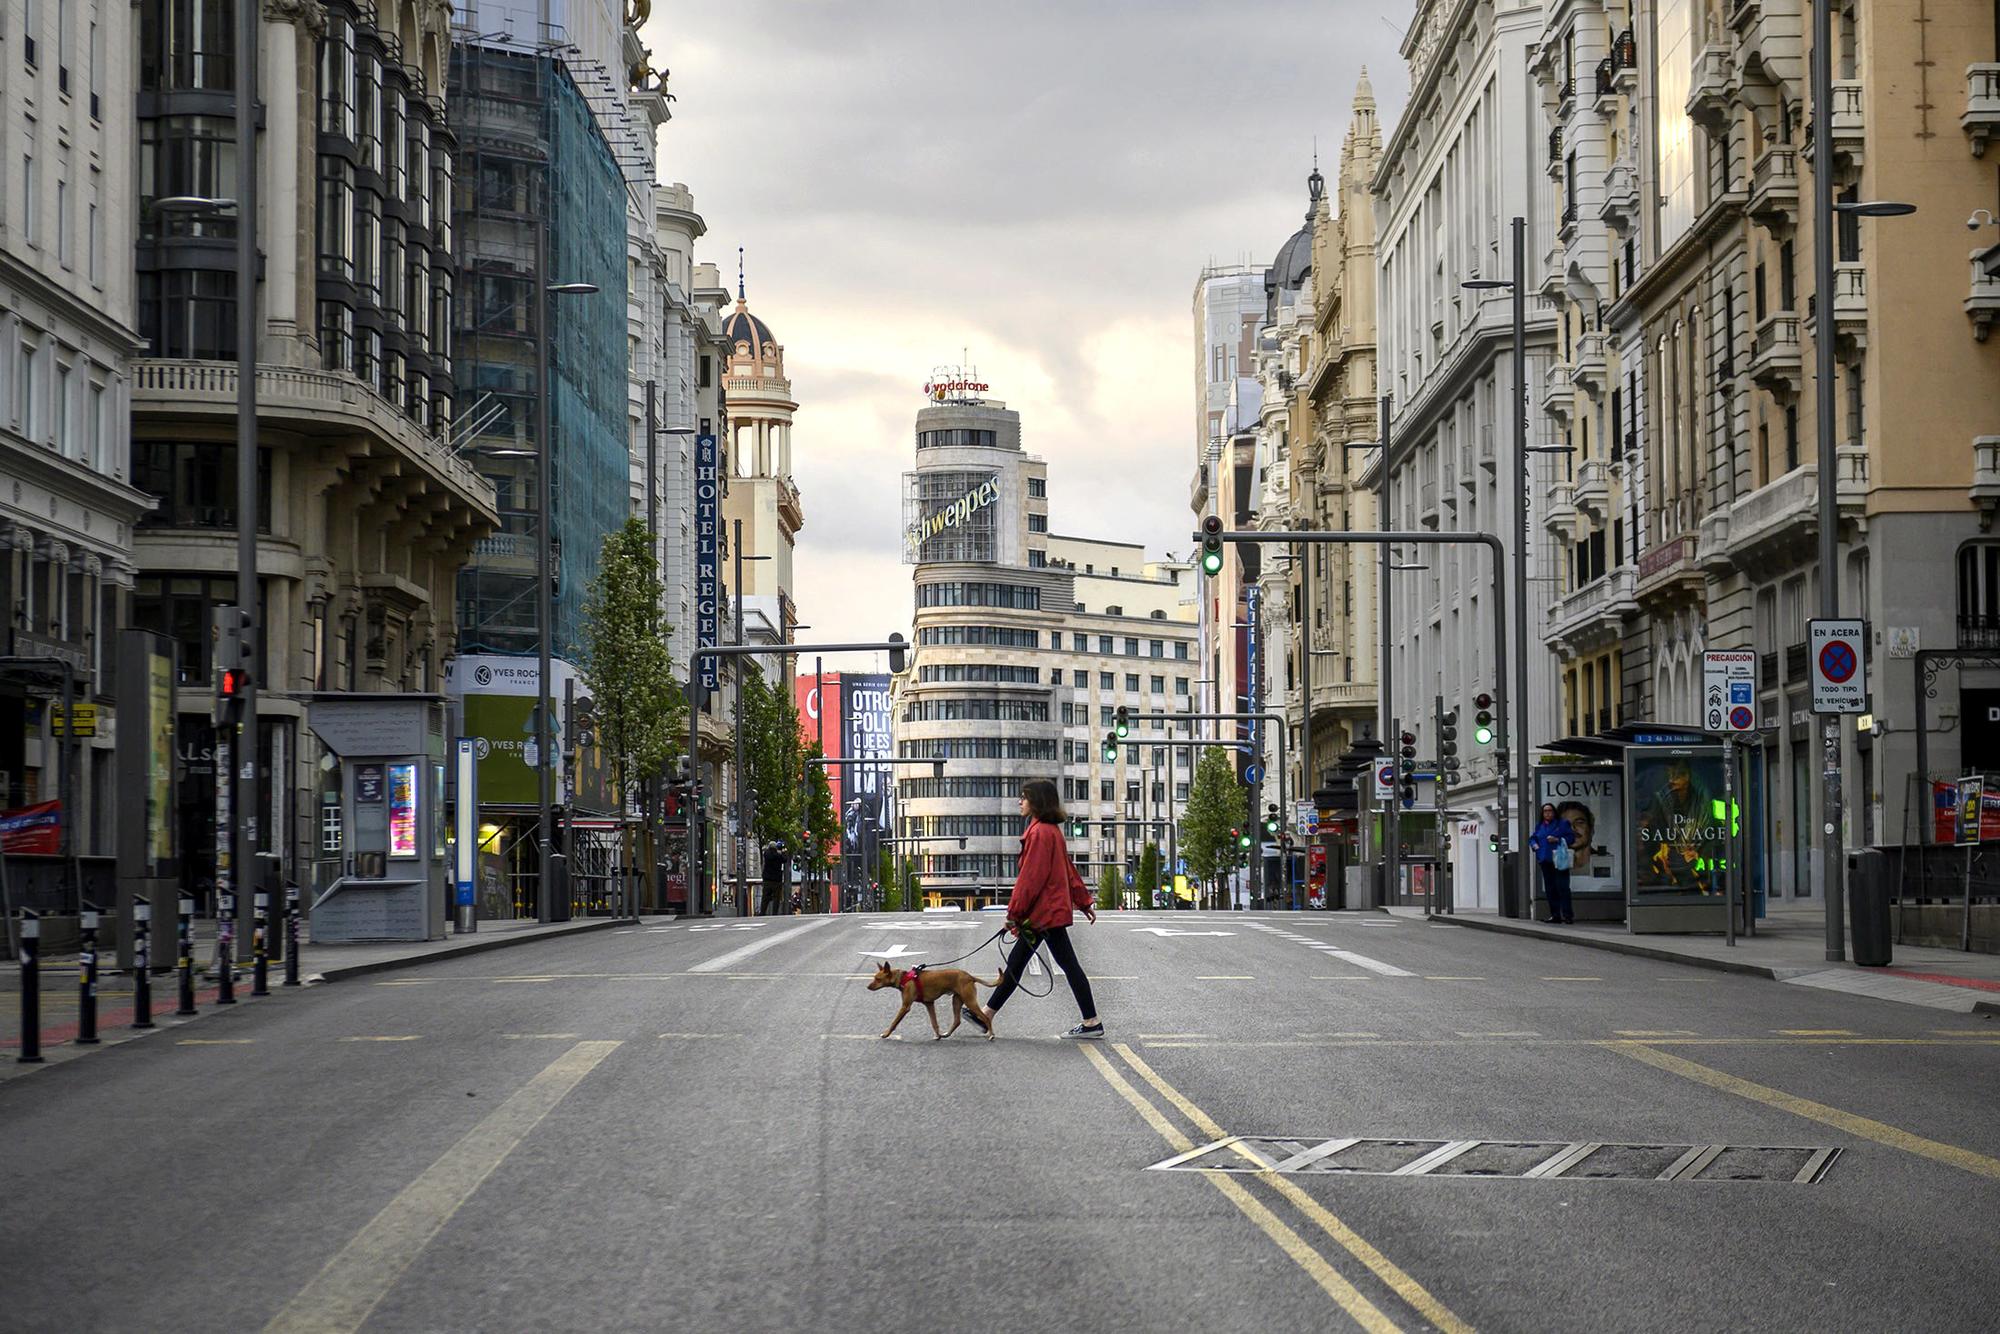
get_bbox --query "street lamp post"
[533,228,600,924]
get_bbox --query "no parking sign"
[1809,619,1867,715]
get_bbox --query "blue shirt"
[1530,818,1575,864]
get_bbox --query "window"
[1100,781,1114,802]
[1097,636,1112,655]
[23,154,37,247]
[1027,513,1047,532]
[1027,477,1046,498]
[915,581,1039,609]
[56,181,72,268]
[1098,672,1113,690]
[915,428,999,448]
[1124,673,1139,692]
[1175,677,1189,696]
[1124,637,1139,656]
[87,383,104,471]
[53,361,72,457]
[1149,675,1165,693]
[1027,549,1047,568]
[1098,706,1114,726]
[1957,544,2000,648]
[138,269,236,359]
[140,0,234,90]
[132,441,273,530]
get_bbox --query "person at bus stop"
[1530,803,1577,924]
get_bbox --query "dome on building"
[1264,161,1324,309]
[723,304,778,361]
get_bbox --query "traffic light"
[1473,693,1495,746]
[1114,706,1131,739]
[1234,827,1251,850]
[1199,514,1224,577]
[1439,709,1460,784]
[211,606,253,725]
[1101,731,1119,763]
[887,632,907,674]
[1071,818,1089,839]
[1262,803,1280,838]
[1396,730,1418,807]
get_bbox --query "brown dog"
[867,961,1000,1041]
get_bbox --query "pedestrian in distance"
[979,779,1103,1040]
[1530,802,1578,924]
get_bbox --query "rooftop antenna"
[737,246,745,300]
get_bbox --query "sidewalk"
[2,914,669,1076]
[1416,904,2000,1015]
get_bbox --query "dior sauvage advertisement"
[1536,768,1623,896]
[1628,750,1730,901]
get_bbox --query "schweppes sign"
[905,478,1001,560]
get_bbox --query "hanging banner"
[696,432,721,691]
[0,800,61,855]
[840,673,892,866]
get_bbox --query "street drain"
[1147,1136,1840,1183]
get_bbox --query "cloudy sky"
[642,1,1408,670]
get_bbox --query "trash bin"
[1847,848,1891,967]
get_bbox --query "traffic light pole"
[1197,528,1514,914]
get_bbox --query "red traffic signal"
[219,667,248,698]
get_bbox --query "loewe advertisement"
[1535,768,1623,896]
[1628,750,1730,901]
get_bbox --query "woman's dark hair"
[1021,779,1066,826]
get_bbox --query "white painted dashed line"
[689,917,833,973]
[1316,949,1415,977]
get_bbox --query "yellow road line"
[1110,1044,1473,1334]
[1140,1037,2000,1050]
[1776,1028,1854,1036]
[1076,1045,1401,1333]
[263,1040,620,1334]
[339,1036,421,1043]
[1610,1042,2000,1181]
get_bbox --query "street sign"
[1294,799,1316,839]
[1702,650,1757,733]
[1373,762,1394,800]
[1809,619,1867,714]
[1244,763,1265,786]
[46,702,98,737]
[1956,776,1984,847]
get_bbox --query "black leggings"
[987,925,1096,1019]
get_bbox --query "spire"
[737,246,745,301]
[1354,65,1375,110]
[1307,142,1324,209]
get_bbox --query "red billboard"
[797,670,844,862]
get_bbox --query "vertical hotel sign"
[696,433,720,691]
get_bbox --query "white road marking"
[688,917,832,972]
[1131,927,1236,937]
[1316,949,1415,977]
[688,922,767,932]
[863,921,981,931]
[263,1040,620,1334]
[859,943,928,960]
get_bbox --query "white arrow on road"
[689,923,766,932]
[1130,928,1236,937]
[859,943,929,959]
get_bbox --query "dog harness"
[899,968,922,992]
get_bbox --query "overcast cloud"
[642,1,1408,669]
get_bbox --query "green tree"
[1096,864,1120,911]
[877,843,896,905]
[800,742,838,877]
[580,517,685,903]
[1137,842,1162,909]
[741,665,803,854]
[1180,747,1243,905]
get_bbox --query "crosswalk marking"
[689,917,832,973]
[1319,949,1415,977]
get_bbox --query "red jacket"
[1008,820,1092,931]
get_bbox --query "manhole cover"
[1148,1136,1840,1183]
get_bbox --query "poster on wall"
[840,673,893,865]
[1932,780,2000,843]
[1627,750,1730,902]
[387,763,417,858]
[796,671,844,861]
[1535,768,1624,897]
[0,801,60,854]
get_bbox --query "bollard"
[215,892,236,1005]
[251,891,270,997]
[132,898,155,1030]
[17,910,43,1064]
[283,883,301,987]
[176,896,197,1016]
[76,905,101,1045]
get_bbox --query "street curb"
[1438,914,1784,979]
[314,916,657,983]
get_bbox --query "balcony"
[131,360,497,517]
[1687,43,1734,130]
[1571,330,1607,396]
[1836,443,1869,517]
[1542,359,1575,419]
[1546,567,1637,646]
[1696,508,1733,571]
[1830,80,1864,164]
[1972,436,2000,526]
[1540,239,1567,302]
[1748,146,1799,233]
[1832,262,1867,343]
[1729,0,1804,96]
[1748,312,1802,395]
[1600,153,1640,228]
[1723,466,1818,566]
[1612,27,1639,91]
[1594,56,1617,107]
[1558,75,1576,118]
[1965,64,2000,156]
[1476,423,1497,472]
[1542,481,1579,537]
[1637,532,1702,600]
[1968,248,2000,341]
[1573,457,1610,519]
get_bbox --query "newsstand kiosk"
[306,694,449,942]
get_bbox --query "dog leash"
[912,925,1056,998]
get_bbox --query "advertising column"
[842,674,893,908]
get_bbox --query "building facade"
[0,0,147,851]
[1373,0,1559,909]
[894,391,1198,902]
[127,0,497,889]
